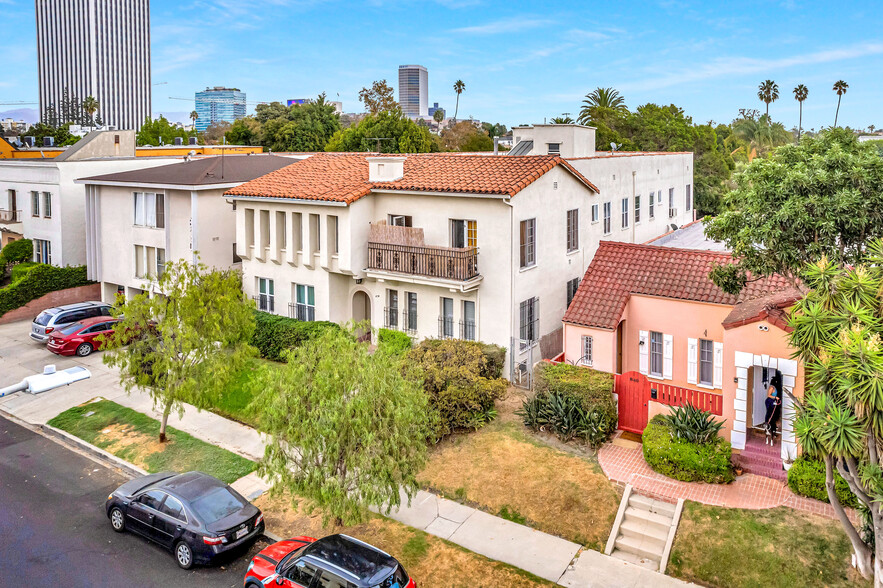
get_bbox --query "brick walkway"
[598,442,848,520]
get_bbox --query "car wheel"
[109,507,125,532]
[76,343,93,357]
[175,541,194,569]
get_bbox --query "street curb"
[40,423,149,479]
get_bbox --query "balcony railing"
[253,294,274,313]
[460,319,476,341]
[368,242,479,281]
[288,302,315,321]
[0,209,22,223]
[438,316,455,339]
[384,306,399,330]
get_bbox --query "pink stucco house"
[561,241,805,473]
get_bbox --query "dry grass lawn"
[419,392,621,550]
[255,492,554,588]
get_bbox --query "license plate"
[235,527,248,540]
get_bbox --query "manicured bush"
[0,238,33,267]
[643,415,734,484]
[406,339,508,437]
[377,328,413,356]
[10,262,39,283]
[0,264,91,318]
[787,456,860,508]
[251,310,341,362]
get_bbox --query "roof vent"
[367,156,405,182]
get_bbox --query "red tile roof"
[562,241,795,330]
[225,152,599,203]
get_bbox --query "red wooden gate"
[615,371,650,434]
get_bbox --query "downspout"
[503,196,515,380]
[631,170,636,244]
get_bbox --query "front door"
[616,371,650,433]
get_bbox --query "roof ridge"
[597,240,733,258]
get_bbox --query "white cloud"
[451,15,555,35]
[566,29,610,41]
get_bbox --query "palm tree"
[550,115,574,124]
[433,108,444,132]
[732,115,792,161]
[190,110,199,131]
[452,80,465,122]
[82,96,99,130]
[793,84,808,142]
[833,80,848,127]
[577,87,627,124]
[757,80,779,118]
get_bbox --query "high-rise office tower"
[398,65,428,118]
[35,0,152,130]
[194,87,246,132]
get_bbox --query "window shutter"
[713,341,724,389]
[687,338,698,384]
[639,330,648,374]
[663,334,673,380]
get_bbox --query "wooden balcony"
[368,242,479,282]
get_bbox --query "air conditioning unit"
[43,136,54,147]
[24,136,35,147]
[668,208,679,219]
[174,137,183,146]
[189,136,198,146]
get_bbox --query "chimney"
[189,136,198,146]
[367,156,405,182]
[174,137,183,146]
[493,136,499,155]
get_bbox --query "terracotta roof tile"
[563,241,795,330]
[225,152,599,203]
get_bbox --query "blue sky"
[2,0,882,131]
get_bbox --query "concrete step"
[628,493,677,517]
[620,512,671,542]
[742,463,787,481]
[614,533,667,561]
[610,547,660,571]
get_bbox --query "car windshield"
[57,322,84,335]
[189,486,246,523]
[34,311,55,326]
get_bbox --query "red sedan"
[244,534,415,588]
[47,316,120,357]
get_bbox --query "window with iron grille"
[566,209,579,252]
[699,338,713,385]
[293,284,315,321]
[461,300,475,341]
[35,238,51,264]
[581,335,593,366]
[634,195,640,224]
[566,277,580,308]
[519,297,539,349]
[405,292,417,332]
[650,331,663,377]
[603,202,611,234]
[256,277,274,313]
[519,218,536,268]
[621,197,629,229]
[439,297,454,338]
[386,289,398,329]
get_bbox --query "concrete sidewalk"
[0,319,691,587]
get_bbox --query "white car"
[30,301,112,343]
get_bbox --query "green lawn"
[209,357,281,427]
[48,400,256,484]
[668,502,867,587]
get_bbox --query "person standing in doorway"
[764,374,783,444]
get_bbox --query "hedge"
[251,310,341,361]
[787,456,860,508]
[0,264,92,318]
[377,328,413,356]
[10,262,39,283]
[643,415,734,484]
[534,362,617,428]
[0,238,33,267]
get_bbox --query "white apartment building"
[0,131,178,267]
[78,155,301,302]
[227,125,694,381]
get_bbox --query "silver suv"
[31,301,112,343]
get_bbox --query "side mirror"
[275,577,283,586]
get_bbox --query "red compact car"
[46,316,120,357]
[244,534,415,588]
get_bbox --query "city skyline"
[1,0,882,130]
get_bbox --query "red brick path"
[598,442,850,520]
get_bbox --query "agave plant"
[660,403,725,444]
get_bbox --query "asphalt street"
[0,414,267,588]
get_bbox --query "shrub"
[377,328,412,356]
[660,403,725,445]
[250,310,341,361]
[478,342,506,379]
[787,456,860,508]
[10,262,39,283]
[0,238,33,267]
[0,264,91,318]
[643,415,734,483]
[405,339,508,437]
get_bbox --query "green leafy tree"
[255,325,432,525]
[103,260,255,442]
[359,80,398,115]
[263,95,341,152]
[136,115,197,146]
[452,79,465,121]
[440,120,493,151]
[254,102,289,124]
[757,80,779,118]
[189,110,198,129]
[325,111,437,153]
[22,122,77,147]
[433,108,445,131]
[787,242,883,582]
[203,121,232,145]
[481,122,508,137]
[225,117,263,146]
[705,129,883,294]
[793,84,809,142]
[730,112,793,161]
[833,80,849,127]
